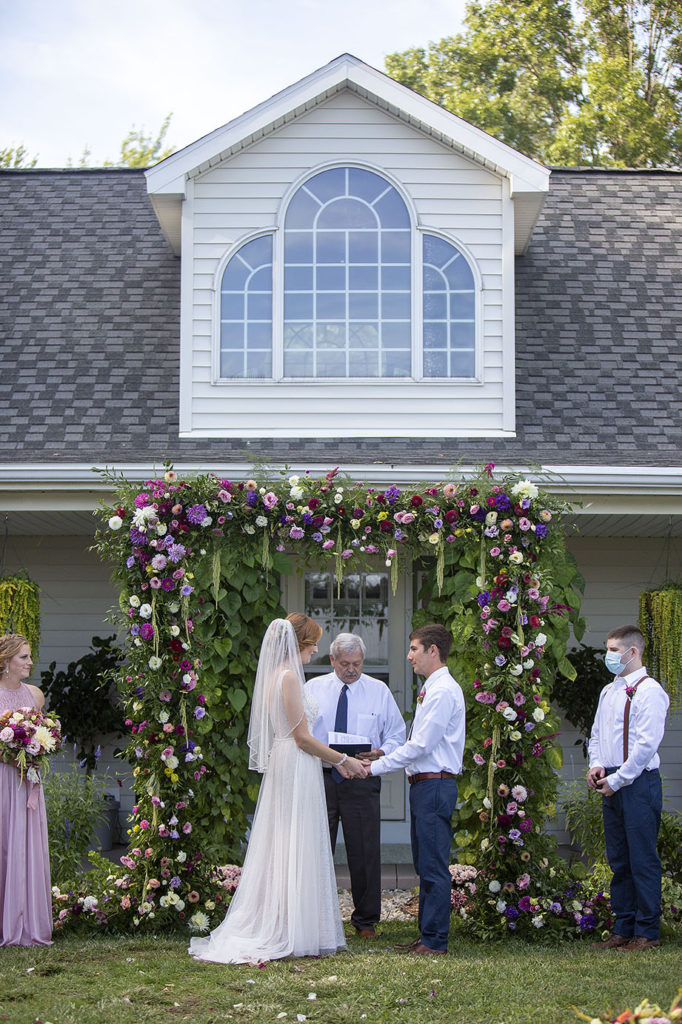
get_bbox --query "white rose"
[139,604,152,619]
[535,633,548,647]
[496,900,507,913]
[169,602,180,614]
[532,708,545,722]
[158,710,169,724]
[532,915,545,928]
[509,551,524,564]
[255,516,268,528]
[510,730,522,741]
[108,515,123,531]
[290,487,304,500]
[288,475,299,486]
[166,755,179,770]
[175,899,185,911]
[83,895,98,911]
[243,525,255,535]
[148,656,162,670]
[509,664,524,676]
[523,659,535,669]
[483,797,491,810]
[156,523,167,536]
[488,880,501,893]
[176,851,187,863]
[485,511,498,526]
[129,595,141,608]
[170,625,180,637]
[201,516,212,527]
[502,707,517,721]
[511,479,539,500]
[333,493,343,504]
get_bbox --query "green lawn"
[1,924,680,1024]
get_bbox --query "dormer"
[146,54,549,439]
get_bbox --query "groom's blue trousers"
[409,776,458,951]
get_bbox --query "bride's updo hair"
[285,613,322,652]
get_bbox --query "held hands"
[363,748,384,762]
[337,755,371,779]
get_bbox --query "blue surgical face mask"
[605,650,633,675]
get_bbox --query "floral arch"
[54,464,604,940]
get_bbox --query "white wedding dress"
[190,630,345,964]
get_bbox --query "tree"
[0,144,38,168]
[103,112,175,167]
[386,0,682,166]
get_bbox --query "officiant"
[307,633,405,938]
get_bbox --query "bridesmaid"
[0,634,52,946]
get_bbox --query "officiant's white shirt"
[306,671,406,762]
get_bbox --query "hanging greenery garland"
[0,572,41,656]
[639,583,682,711]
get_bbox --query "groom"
[368,624,465,955]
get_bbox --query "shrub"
[43,766,107,882]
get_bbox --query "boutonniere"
[417,688,426,704]
[625,685,637,699]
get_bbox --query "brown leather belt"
[408,771,456,785]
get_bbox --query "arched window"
[219,234,273,378]
[422,233,476,378]
[283,167,411,378]
[217,167,478,381]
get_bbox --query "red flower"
[116,507,127,517]
[529,615,541,627]
[444,510,459,523]
[308,498,321,510]
[497,637,511,649]
[380,521,394,533]
[411,495,423,508]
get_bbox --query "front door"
[283,566,410,822]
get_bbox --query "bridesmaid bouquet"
[0,708,63,784]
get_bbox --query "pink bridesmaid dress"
[0,681,53,945]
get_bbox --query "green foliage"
[103,113,175,167]
[40,636,126,771]
[551,643,611,754]
[639,583,682,710]
[386,0,682,167]
[43,766,107,882]
[0,144,38,168]
[0,571,41,657]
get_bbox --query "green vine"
[639,583,682,711]
[0,571,41,656]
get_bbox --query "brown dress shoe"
[355,927,377,939]
[401,941,446,956]
[591,933,629,949]
[618,936,661,951]
[394,938,421,950]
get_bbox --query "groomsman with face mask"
[587,624,669,951]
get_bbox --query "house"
[1,55,680,856]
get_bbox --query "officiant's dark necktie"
[332,684,349,782]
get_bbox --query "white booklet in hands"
[328,731,371,756]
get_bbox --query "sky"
[0,0,467,168]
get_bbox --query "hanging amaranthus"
[639,584,682,711]
[0,573,41,657]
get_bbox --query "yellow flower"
[377,511,388,521]
[428,533,440,545]
[171,773,179,783]
[455,528,464,537]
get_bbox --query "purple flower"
[312,532,322,542]
[384,486,401,504]
[508,829,521,841]
[579,913,596,931]
[129,527,147,546]
[245,492,258,507]
[494,655,507,667]
[161,578,175,592]
[186,504,208,524]
[130,624,140,636]
[167,543,186,563]
[477,591,491,607]
[518,896,532,912]
[519,818,532,833]
[549,902,562,915]
[194,707,206,720]
[534,523,548,538]
[126,556,136,569]
[289,526,304,540]
[181,585,194,597]
[505,906,519,920]
[170,876,181,889]
[432,518,443,530]
[139,623,154,640]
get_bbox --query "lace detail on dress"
[302,687,318,729]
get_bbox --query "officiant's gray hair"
[330,633,366,658]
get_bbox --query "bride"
[189,613,368,964]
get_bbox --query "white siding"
[181,90,513,439]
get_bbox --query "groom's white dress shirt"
[369,666,465,777]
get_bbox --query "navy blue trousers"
[409,777,458,951]
[602,769,663,940]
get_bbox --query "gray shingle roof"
[1,167,680,468]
